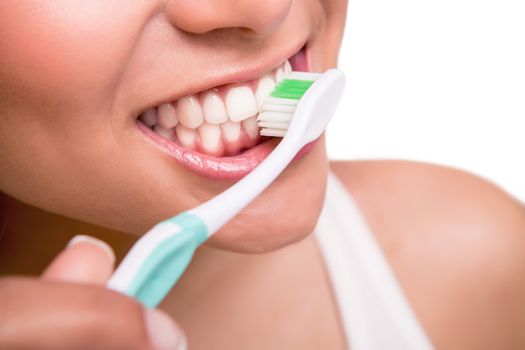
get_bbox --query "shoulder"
[330,160,525,349]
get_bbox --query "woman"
[1,0,524,349]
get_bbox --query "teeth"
[145,60,295,155]
[176,95,204,129]
[255,76,276,111]
[242,116,260,140]
[157,103,178,129]
[202,91,228,125]
[175,124,197,149]
[225,86,258,122]
[198,123,222,154]
[284,60,292,75]
[141,108,157,126]
[275,67,285,82]
[154,125,174,140]
[221,121,241,142]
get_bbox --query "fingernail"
[145,309,186,350]
[66,235,116,265]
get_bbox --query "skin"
[0,0,346,252]
[1,0,525,349]
[332,161,525,349]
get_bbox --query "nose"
[164,0,293,37]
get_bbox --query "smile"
[136,45,315,180]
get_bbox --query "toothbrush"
[107,68,346,308]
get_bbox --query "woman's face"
[0,0,347,252]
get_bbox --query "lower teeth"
[141,114,262,157]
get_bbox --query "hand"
[0,235,186,349]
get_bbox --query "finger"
[41,235,115,285]
[0,277,186,350]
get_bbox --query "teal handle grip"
[126,213,208,308]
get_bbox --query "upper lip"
[137,39,307,117]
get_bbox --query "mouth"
[135,44,315,180]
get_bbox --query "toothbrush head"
[257,69,345,142]
[287,69,346,144]
[257,72,322,137]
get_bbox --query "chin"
[205,203,324,253]
[202,141,329,254]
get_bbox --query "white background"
[326,0,525,202]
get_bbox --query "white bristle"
[264,97,298,106]
[286,72,322,80]
[257,111,293,122]
[258,121,290,129]
[260,128,287,137]
[261,104,296,113]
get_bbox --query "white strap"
[314,173,434,350]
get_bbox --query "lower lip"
[137,121,318,180]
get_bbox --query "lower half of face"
[0,0,347,253]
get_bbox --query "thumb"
[41,235,115,285]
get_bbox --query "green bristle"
[270,91,304,99]
[269,79,315,100]
[278,79,314,89]
[272,86,307,94]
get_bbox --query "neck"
[0,193,124,274]
[0,192,244,277]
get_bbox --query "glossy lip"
[137,120,319,180]
[136,43,317,180]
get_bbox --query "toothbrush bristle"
[258,71,322,137]
[260,128,287,137]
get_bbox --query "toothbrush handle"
[189,133,302,234]
[107,213,208,308]
[108,139,297,308]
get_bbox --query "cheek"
[0,111,182,232]
[0,1,171,231]
[0,1,151,114]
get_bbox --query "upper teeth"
[177,95,204,129]
[255,76,276,110]
[157,103,178,129]
[139,60,291,157]
[202,90,228,125]
[225,86,258,122]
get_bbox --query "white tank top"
[314,173,434,350]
